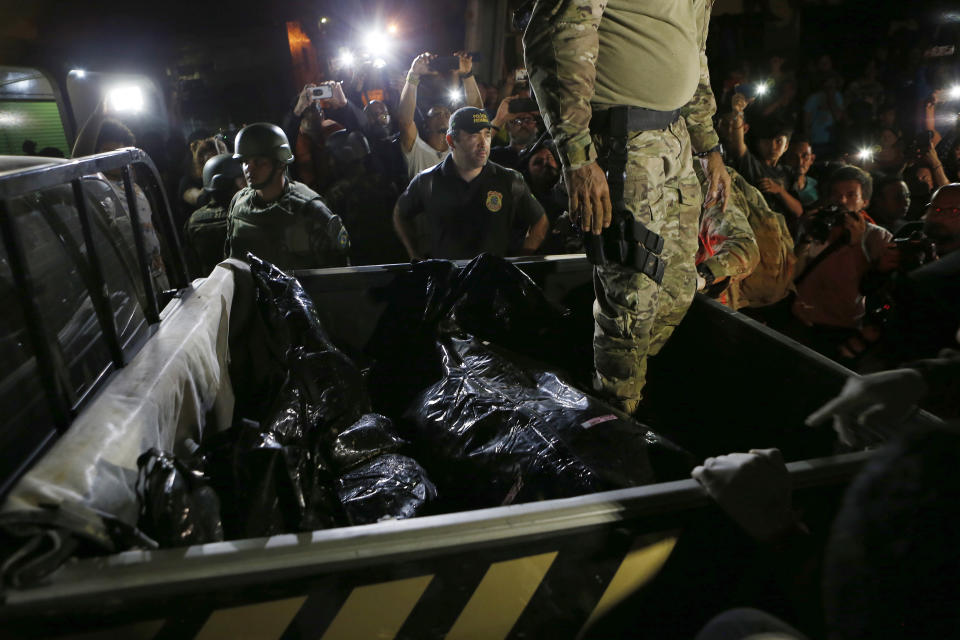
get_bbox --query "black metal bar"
[0,149,146,199]
[0,199,71,431]
[120,165,160,323]
[0,149,188,296]
[71,178,125,367]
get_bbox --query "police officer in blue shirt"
[393,107,548,260]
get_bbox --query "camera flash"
[949,85,960,100]
[857,147,873,161]
[448,88,463,104]
[755,82,769,96]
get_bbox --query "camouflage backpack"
[728,168,796,308]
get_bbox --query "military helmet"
[202,153,243,193]
[233,122,294,165]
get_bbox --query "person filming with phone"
[489,93,541,172]
[397,51,484,179]
[281,81,366,192]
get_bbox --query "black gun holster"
[583,106,666,285]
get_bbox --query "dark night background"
[2,0,959,143]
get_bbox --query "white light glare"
[339,50,356,68]
[387,23,398,34]
[755,82,769,97]
[857,147,873,161]
[448,88,463,104]
[106,85,144,113]
[363,30,391,58]
[373,58,387,69]
[71,69,86,79]
[0,111,25,127]
[948,85,960,100]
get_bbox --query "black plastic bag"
[135,448,224,547]
[366,255,592,417]
[225,423,342,538]
[248,254,369,432]
[337,454,437,525]
[330,413,407,473]
[443,254,574,365]
[407,336,693,509]
[365,260,460,418]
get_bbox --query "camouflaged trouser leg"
[593,118,702,414]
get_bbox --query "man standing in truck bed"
[524,0,729,414]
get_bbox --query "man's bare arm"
[520,214,549,254]
[398,53,434,154]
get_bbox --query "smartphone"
[515,68,529,82]
[430,56,461,73]
[311,85,334,100]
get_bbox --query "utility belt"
[589,106,680,137]
[583,106,678,285]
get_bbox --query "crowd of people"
[61,36,960,392]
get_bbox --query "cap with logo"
[447,107,495,137]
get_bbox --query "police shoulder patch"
[485,190,503,213]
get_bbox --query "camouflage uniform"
[184,202,230,277]
[524,0,720,413]
[694,163,759,308]
[226,180,350,270]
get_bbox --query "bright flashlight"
[755,82,770,97]
[363,30,391,57]
[106,85,144,113]
[387,23,398,34]
[948,85,960,100]
[339,50,356,68]
[448,88,463,104]
[373,58,387,69]
[857,147,874,162]
[320,16,328,24]
[71,69,86,79]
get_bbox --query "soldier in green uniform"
[183,154,245,277]
[524,0,730,413]
[226,122,350,270]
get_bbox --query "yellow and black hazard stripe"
[45,531,677,640]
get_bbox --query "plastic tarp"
[0,261,243,559]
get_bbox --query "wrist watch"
[696,144,723,158]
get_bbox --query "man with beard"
[490,96,541,171]
[393,107,548,260]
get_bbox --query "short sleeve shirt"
[792,220,893,328]
[731,149,795,218]
[402,134,450,180]
[396,156,545,260]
